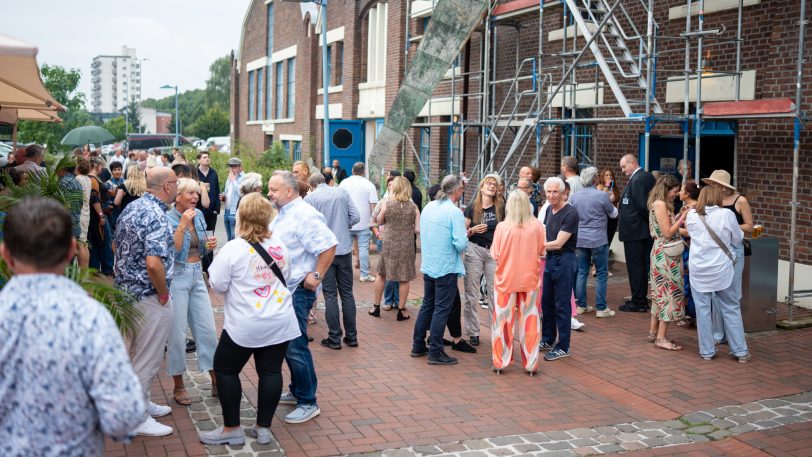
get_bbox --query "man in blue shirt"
[412,175,468,366]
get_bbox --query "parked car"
[0,142,13,167]
[204,136,231,154]
[127,134,191,151]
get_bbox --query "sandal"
[368,305,380,317]
[173,386,192,406]
[646,332,657,343]
[397,307,410,321]
[655,338,683,351]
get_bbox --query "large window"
[275,61,284,118]
[324,45,332,88]
[335,42,343,85]
[563,109,594,167]
[257,68,264,120]
[247,70,255,121]
[267,3,274,55]
[293,141,301,161]
[419,127,431,185]
[365,2,388,83]
[266,65,272,119]
[286,58,295,118]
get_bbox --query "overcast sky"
[4,0,251,104]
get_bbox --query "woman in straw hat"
[701,170,753,345]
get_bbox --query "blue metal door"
[329,120,364,175]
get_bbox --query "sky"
[4,0,251,104]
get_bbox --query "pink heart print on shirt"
[253,286,271,297]
[268,246,283,261]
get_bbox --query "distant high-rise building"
[90,46,141,113]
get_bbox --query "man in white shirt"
[222,158,244,241]
[339,162,379,282]
[109,148,127,167]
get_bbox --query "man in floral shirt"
[0,198,144,456]
[114,166,178,437]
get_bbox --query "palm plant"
[0,154,141,337]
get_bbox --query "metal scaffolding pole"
[787,0,807,321]
[694,0,705,182]
[644,0,654,171]
[682,0,692,183]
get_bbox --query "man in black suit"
[617,153,656,312]
[331,159,348,183]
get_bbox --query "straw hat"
[701,169,736,191]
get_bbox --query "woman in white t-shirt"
[201,193,300,446]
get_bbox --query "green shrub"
[195,141,292,192]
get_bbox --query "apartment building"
[90,46,142,113]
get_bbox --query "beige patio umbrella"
[0,33,65,156]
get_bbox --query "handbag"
[698,215,736,263]
[249,241,287,287]
[662,238,685,258]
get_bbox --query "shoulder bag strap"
[249,241,287,288]
[698,215,735,263]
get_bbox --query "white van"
[204,136,231,154]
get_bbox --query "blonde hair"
[177,177,200,196]
[390,176,411,202]
[237,193,275,243]
[505,190,533,227]
[696,185,723,216]
[124,165,146,196]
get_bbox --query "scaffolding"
[401,0,808,319]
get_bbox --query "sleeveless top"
[723,195,744,225]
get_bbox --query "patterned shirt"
[0,274,144,457]
[114,192,174,299]
[59,172,83,239]
[270,197,338,291]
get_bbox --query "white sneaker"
[134,416,173,437]
[571,317,585,331]
[596,308,616,318]
[147,402,172,418]
[359,275,376,282]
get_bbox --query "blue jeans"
[285,286,318,406]
[694,278,749,359]
[712,243,744,343]
[413,273,457,357]
[575,244,609,310]
[224,209,237,241]
[375,239,399,304]
[167,262,217,375]
[541,252,576,353]
[350,229,371,278]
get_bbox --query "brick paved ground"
[106,252,812,457]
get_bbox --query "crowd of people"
[0,144,755,454]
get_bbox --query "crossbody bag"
[698,215,736,263]
[249,241,287,287]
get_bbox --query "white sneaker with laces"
[147,402,172,417]
[596,308,616,318]
[571,317,585,331]
[134,416,173,436]
[359,275,376,282]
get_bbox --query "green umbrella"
[61,125,116,147]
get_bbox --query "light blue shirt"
[270,197,338,291]
[420,198,468,278]
[224,172,244,212]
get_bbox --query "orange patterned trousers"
[491,289,541,373]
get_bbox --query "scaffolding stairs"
[564,0,663,117]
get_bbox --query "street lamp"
[160,84,179,147]
[285,0,329,167]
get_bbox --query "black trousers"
[322,253,357,342]
[446,287,462,339]
[201,211,217,272]
[623,237,653,307]
[214,330,289,427]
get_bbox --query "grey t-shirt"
[569,187,618,248]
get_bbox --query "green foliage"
[141,88,208,136]
[104,116,135,141]
[205,55,231,109]
[0,154,82,210]
[16,65,100,152]
[187,106,229,139]
[199,143,292,193]
[125,98,141,132]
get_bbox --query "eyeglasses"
[483,182,497,187]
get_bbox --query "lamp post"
[285,0,329,166]
[160,84,179,146]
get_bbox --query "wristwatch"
[312,271,321,281]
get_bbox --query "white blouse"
[208,236,301,348]
[686,206,744,293]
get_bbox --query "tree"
[17,65,93,152]
[125,98,141,133]
[188,106,229,139]
[205,55,231,109]
[105,116,135,141]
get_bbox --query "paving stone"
[687,434,710,443]
[760,399,790,408]
[196,420,216,431]
[541,441,573,451]
[250,441,280,452]
[255,452,285,457]
[635,421,663,430]
[489,436,525,446]
[458,451,489,457]
[568,428,600,439]
[710,418,736,429]
[746,411,777,421]
[741,402,764,412]
[413,445,442,455]
[596,444,624,453]
[511,444,539,453]
[721,406,748,415]
[639,429,666,438]
[486,448,515,456]
[709,430,732,440]
[664,434,694,445]
[754,420,781,429]
[191,412,211,421]
[545,431,574,441]
[522,432,551,443]
[188,402,206,412]
[729,424,757,434]
[595,435,620,444]
[204,398,220,407]
[438,443,468,453]
[641,438,668,447]
[205,445,230,455]
[539,451,576,457]
[784,392,812,403]
[572,447,597,456]
[775,415,804,425]
[594,426,619,436]
[685,425,715,434]
[682,412,714,424]
[620,441,646,451]
[569,438,599,448]
[662,420,687,430]
[615,424,639,433]
[772,407,800,416]
[463,440,493,450]
[729,415,751,425]
[350,453,382,457]
[617,432,640,442]
[384,449,417,457]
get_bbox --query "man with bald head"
[114,166,179,437]
[617,153,656,313]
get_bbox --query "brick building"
[232,0,811,286]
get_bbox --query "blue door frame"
[329,120,365,177]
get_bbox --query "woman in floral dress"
[647,174,687,350]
